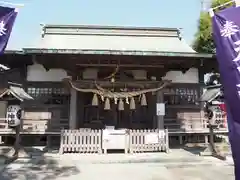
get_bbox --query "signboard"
[145,133,158,144]
[156,103,165,116]
[158,130,165,138]
[102,129,127,149]
[23,112,52,120]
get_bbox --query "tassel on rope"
[141,93,147,106]
[114,97,118,104]
[101,95,104,102]
[139,94,141,101]
[130,97,136,110]
[104,98,111,110]
[118,99,124,111]
[126,97,129,104]
[91,94,98,106]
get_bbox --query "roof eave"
[4,50,24,54]
[199,88,222,102]
[22,48,214,59]
[206,84,222,89]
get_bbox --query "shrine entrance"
[65,79,170,130]
[79,92,154,129]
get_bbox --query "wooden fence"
[59,129,102,154]
[59,128,169,154]
[129,129,169,153]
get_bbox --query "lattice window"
[27,87,68,97]
[26,87,70,105]
[164,86,200,106]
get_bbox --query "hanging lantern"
[91,94,99,106]
[130,97,136,110]
[104,98,111,110]
[118,99,124,111]
[141,93,147,106]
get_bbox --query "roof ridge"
[42,24,181,32]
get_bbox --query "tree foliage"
[192,0,234,53]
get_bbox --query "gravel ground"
[0,149,235,180]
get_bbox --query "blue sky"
[5,0,203,50]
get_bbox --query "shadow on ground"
[0,147,80,180]
[182,146,207,155]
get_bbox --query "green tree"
[192,0,234,53]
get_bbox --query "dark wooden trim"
[24,48,214,59]
[25,81,66,87]
[166,83,202,88]
[76,63,164,68]
[70,79,165,89]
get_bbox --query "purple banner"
[0,6,17,53]
[212,6,240,179]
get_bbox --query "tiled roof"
[200,88,221,102]
[0,88,8,98]
[31,24,195,53]
[0,87,33,101]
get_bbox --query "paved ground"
[0,149,235,180]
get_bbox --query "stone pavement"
[0,149,235,180]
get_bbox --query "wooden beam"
[70,80,166,89]
[75,79,162,84]
[76,64,164,68]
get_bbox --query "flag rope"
[212,0,234,10]
[208,0,235,17]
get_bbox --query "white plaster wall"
[27,64,198,83]
[82,68,98,79]
[162,68,199,83]
[27,64,68,82]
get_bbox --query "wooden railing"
[165,111,228,133]
[0,118,69,134]
[59,129,102,154]
[0,118,8,129]
[129,129,169,153]
[179,111,205,131]
[59,128,169,154]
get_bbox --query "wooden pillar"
[198,63,205,85]
[46,135,51,149]
[77,92,84,128]
[156,90,164,129]
[179,135,183,145]
[69,88,77,129]
[204,135,209,145]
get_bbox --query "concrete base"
[6,147,30,158]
